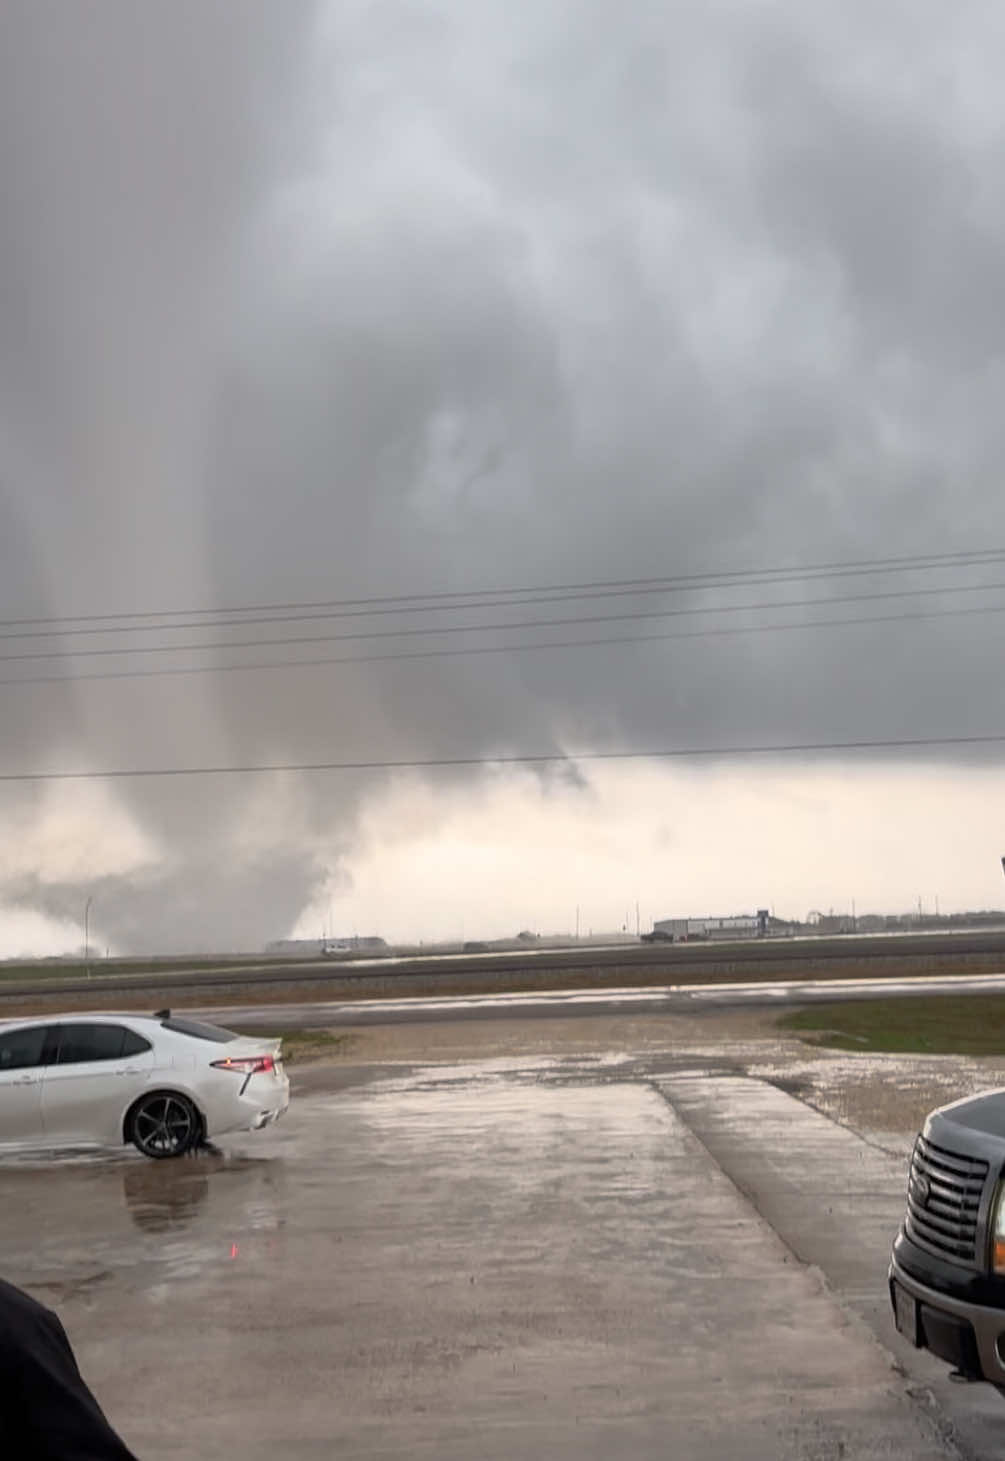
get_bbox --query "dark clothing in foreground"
[0,1278,139,1459]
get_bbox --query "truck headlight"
[992,1181,1005,1273]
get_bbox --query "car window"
[121,1028,153,1057]
[160,1017,236,1043]
[0,1025,48,1072]
[55,1023,134,1064]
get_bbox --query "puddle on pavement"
[5,1040,1005,1304]
[0,1141,289,1289]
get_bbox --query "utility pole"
[575,905,580,941]
[635,900,640,937]
[84,897,92,979]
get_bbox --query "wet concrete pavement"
[663,1072,1005,1455]
[3,1049,998,1459]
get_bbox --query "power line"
[2,733,1004,784]
[2,545,1005,633]
[2,598,1004,690]
[5,553,1005,642]
[3,578,1005,665]
[1,565,991,642]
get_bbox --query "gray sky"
[4,0,1005,954]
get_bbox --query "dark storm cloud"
[3,0,1005,949]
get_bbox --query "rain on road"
[4,1040,1004,1459]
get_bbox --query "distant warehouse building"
[650,911,770,941]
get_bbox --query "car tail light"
[210,1055,276,1075]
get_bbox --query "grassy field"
[0,955,305,984]
[780,994,1005,1054]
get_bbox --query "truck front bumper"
[890,1252,1005,1384]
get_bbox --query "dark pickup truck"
[890,1089,1005,1388]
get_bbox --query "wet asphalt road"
[7,927,1005,1006]
[3,1054,1000,1459]
[196,967,1005,1030]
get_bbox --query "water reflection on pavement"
[0,1058,959,1460]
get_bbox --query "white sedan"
[0,1010,290,1158]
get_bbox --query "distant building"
[651,913,763,941]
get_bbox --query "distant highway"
[4,928,1005,1010]
[200,968,1005,1031]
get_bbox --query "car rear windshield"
[160,1017,237,1043]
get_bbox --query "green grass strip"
[779,994,1005,1054]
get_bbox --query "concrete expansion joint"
[646,1077,815,1270]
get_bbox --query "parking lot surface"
[3,1043,997,1459]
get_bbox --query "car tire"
[128,1092,202,1160]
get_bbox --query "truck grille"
[905,1134,988,1267]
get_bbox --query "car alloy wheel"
[131,1093,200,1159]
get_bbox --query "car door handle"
[12,1075,37,1085]
[116,1067,142,1076]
